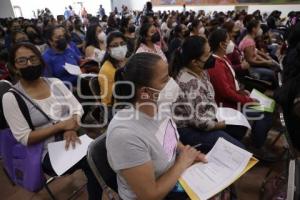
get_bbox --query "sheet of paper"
[179,138,256,200]
[48,134,94,176]
[216,107,251,129]
[64,63,82,75]
[250,89,275,113]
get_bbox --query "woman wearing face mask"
[120,17,137,58]
[208,29,277,162]
[85,24,106,65]
[188,19,206,37]
[98,31,127,107]
[3,43,102,200]
[107,52,207,200]
[222,21,250,76]
[239,19,278,87]
[171,35,245,153]
[136,23,167,62]
[25,25,48,54]
[43,26,80,87]
[71,19,85,53]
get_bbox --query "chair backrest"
[87,133,117,191]
[89,76,101,102]
[0,80,12,129]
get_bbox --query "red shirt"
[208,55,253,109]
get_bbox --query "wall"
[112,0,300,17]
[0,0,15,18]
[9,0,112,18]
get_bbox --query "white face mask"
[257,28,263,37]
[155,78,181,118]
[110,45,128,61]
[199,27,205,35]
[172,22,177,28]
[226,40,235,54]
[97,31,106,42]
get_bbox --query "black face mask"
[203,55,216,69]
[56,38,68,51]
[19,64,43,81]
[151,32,161,43]
[128,25,136,33]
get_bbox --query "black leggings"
[42,153,102,200]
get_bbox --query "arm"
[2,92,78,145]
[120,145,205,200]
[244,46,272,67]
[208,64,254,106]
[85,46,94,59]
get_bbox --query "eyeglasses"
[109,41,127,48]
[15,55,41,66]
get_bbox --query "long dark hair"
[170,35,207,78]
[85,24,101,49]
[101,31,126,67]
[208,28,228,53]
[136,23,153,51]
[9,42,46,70]
[114,52,161,103]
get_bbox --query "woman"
[85,24,106,65]
[71,19,86,53]
[24,25,49,54]
[167,24,186,60]
[188,19,205,37]
[98,31,127,107]
[43,26,80,87]
[171,35,245,152]
[208,29,276,162]
[120,17,136,58]
[107,52,207,200]
[136,23,167,62]
[11,31,29,45]
[2,43,101,200]
[238,19,277,86]
[222,21,250,75]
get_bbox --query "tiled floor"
[0,132,287,200]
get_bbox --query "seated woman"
[238,19,278,88]
[107,52,207,200]
[2,43,101,200]
[222,21,250,76]
[98,31,127,107]
[170,35,245,153]
[43,26,80,87]
[25,25,49,54]
[11,31,30,45]
[71,19,86,54]
[85,24,106,64]
[135,23,167,62]
[208,29,276,162]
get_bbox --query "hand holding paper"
[216,108,251,129]
[250,89,275,113]
[48,134,94,176]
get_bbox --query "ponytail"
[170,47,183,78]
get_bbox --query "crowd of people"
[1,1,300,200]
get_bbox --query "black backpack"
[0,80,34,130]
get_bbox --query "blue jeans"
[250,67,276,83]
[244,109,273,148]
[177,128,245,153]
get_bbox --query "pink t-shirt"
[136,43,168,62]
[238,37,256,58]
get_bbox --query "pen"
[193,144,202,149]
